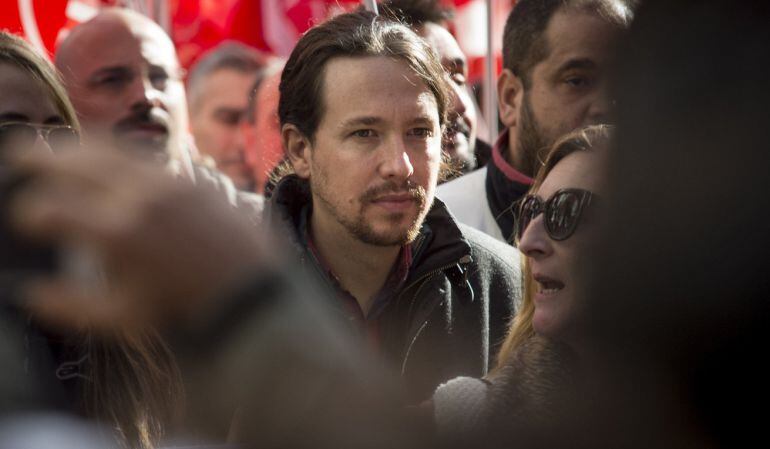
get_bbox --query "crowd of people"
[1,0,769,448]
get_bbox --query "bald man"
[55,8,189,165]
[55,8,264,216]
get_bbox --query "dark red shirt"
[304,218,413,352]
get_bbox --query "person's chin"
[532,311,560,338]
[116,135,170,162]
[362,218,415,246]
[532,300,574,340]
[221,165,254,191]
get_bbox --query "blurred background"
[1,0,514,142]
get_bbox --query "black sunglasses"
[0,122,80,154]
[516,188,595,241]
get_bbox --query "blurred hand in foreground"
[7,145,266,332]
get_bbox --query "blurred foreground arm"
[6,147,427,448]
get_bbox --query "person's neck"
[310,209,401,315]
[505,126,535,178]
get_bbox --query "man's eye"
[217,112,242,126]
[408,128,433,138]
[450,72,467,87]
[96,73,130,87]
[351,129,377,138]
[564,76,593,89]
[149,71,169,89]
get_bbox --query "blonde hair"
[493,125,612,373]
[0,32,79,129]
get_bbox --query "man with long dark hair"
[269,10,519,402]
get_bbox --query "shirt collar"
[492,129,535,185]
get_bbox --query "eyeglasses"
[0,122,80,153]
[516,188,595,241]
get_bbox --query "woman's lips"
[533,273,565,296]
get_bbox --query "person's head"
[382,0,478,169]
[496,125,610,363]
[498,0,632,177]
[0,32,80,159]
[55,8,188,163]
[187,42,267,190]
[279,11,450,247]
[243,60,285,193]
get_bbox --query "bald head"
[55,8,189,162]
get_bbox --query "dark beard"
[517,92,551,178]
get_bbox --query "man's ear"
[498,69,524,129]
[282,124,312,179]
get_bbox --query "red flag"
[0,0,69,57]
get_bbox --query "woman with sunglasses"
[500,124,608,350]
[431,125,609,444]
[0,31,181,449]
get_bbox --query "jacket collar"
[266,175,472,282]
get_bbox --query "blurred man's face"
[190,68,258,190]
[418,22,477,169]
[57,15,187,162]
[243,69,284,193]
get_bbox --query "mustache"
[114,109,170,133]
[360,180,426,204]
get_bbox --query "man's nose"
[448,81,467,115]
[129,75,163,110]
[586,87,613,125]
[379,137,414,180]
[233,121,248,154]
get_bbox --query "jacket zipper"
[399,254,472,375]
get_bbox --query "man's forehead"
[418,23,466,70]
[321,56,437,110]
[539,8,618,69]
[60,12,178,75]
[314,56,439,135]
[198,69,257,106]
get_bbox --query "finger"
[9,179,134,245]
[22,278,130,335]
[9,145,170,200]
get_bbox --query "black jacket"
[264,176,521,402]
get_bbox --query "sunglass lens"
[47,127,80,150]
[517,196,540,240]
[546,191,582,240]
[0,123,37,152]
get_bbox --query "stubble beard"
[311,175,430,247]
[517,92,552,178]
